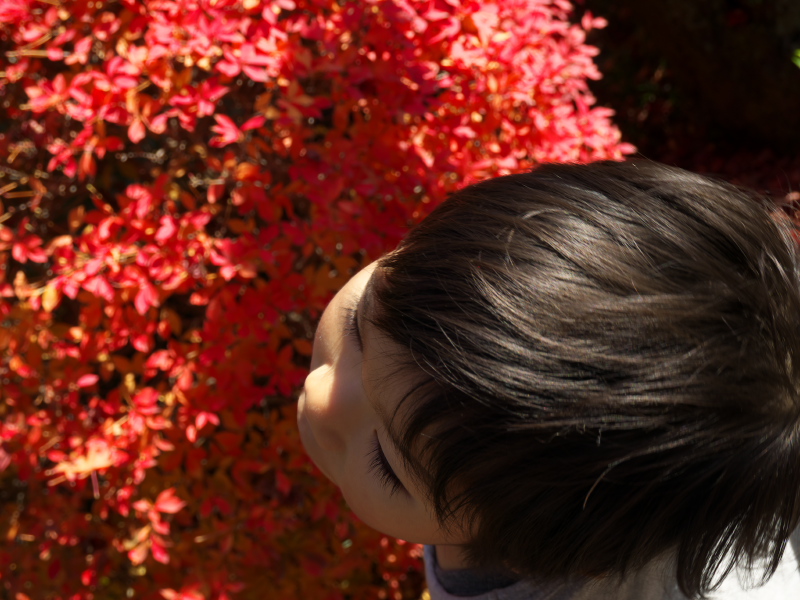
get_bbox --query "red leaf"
[84,276,115,302]
[155,215,178,243]
[79,150,96,181]
[196,411,220,431]
[77,374,99,388]
[132,499,152,512]
[135,281,159,315]
[208,183,225,204]
[132,332,153,353]
[241,115,265,131]
[209,114,242,147]
[215,56,240,78]
[129,118,146,143]
[81,568,97,586]
[151,536,170,564]
[128,543,148,565]
[154,488,187,514]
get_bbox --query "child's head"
[297,160,800,598]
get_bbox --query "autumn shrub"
[0,0,632,598]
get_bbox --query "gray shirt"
[424,530,800,600]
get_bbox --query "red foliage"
[0,0,631,598]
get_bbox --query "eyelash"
[367,431,404,497]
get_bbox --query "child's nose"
[302,364,352,454]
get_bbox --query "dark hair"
[370,160,800,599]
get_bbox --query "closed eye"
[367,431,405,497]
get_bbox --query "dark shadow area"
[580,0,800,194]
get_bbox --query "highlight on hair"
[369,160,800,599]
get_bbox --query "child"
[297,160,800,599]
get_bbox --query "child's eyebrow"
[356,269,377,354]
